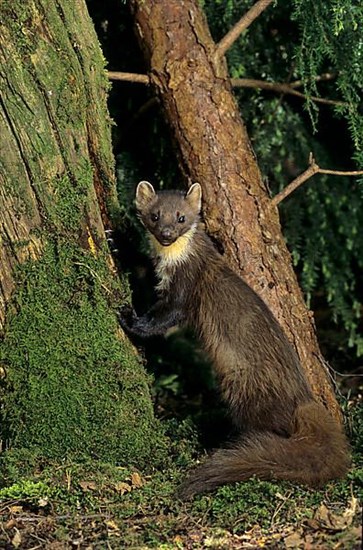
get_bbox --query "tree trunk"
[0,0,167,467]
[129,0,341,419]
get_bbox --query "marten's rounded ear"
[186,182,202,212]
[136,181,156,209]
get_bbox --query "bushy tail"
[179,402,350,499]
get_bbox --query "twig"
[11,513,109,522]
[215,0,275,59]
[271,153,363,207]
[108,71,149,84]
[289,72,337,89]
[270,490,293,527]
[106,71,343,107]
[73,262,112,294]
[231,78,346,106]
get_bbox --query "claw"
[105,229,119,254]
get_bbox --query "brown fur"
[120,182,350,498]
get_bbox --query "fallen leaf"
[105,519,120,531]
[284,530,305,548]
[131,472,143,488]
[305,518,320,530]
[4,518,16,530]
[11,528,22,548]
[38,497,49,507]
[9,506,23,514]
[79,481,97,492]
[114,481,132,494]
[314,497,358,531]
[342,495,358,527]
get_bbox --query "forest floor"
[0,458,362,549]
[1,384,362,549]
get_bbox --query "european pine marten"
[119,181,350,498]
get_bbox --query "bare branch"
[271,154,363,208]
[289,72,337,89]
[318,168,363,176]
[106,72,343,107]
[231,78,346,106]
[215,0,274,60]
[108,71,149,84]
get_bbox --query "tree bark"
[0,0,115,330]
[129,0,341,419]
[0,0,166,465]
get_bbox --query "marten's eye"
[178,215,185,223]
[150,213,159,222]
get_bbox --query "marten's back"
[181,233,313,432]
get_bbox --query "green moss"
[41,161,93,232]
[0,2,39,57]
[0,479,51,501]
[0,240,169,469]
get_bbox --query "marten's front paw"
[118,305,137,331]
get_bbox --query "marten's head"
[135,181,202,247]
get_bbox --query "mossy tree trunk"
[129,0,341,419]
[0,0,167,468]
[0,0,114,329]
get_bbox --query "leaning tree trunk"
[129,0,341,419]
[0,0,166,467]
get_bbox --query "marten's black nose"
[159,227,175,246]
[161,228,172,239]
